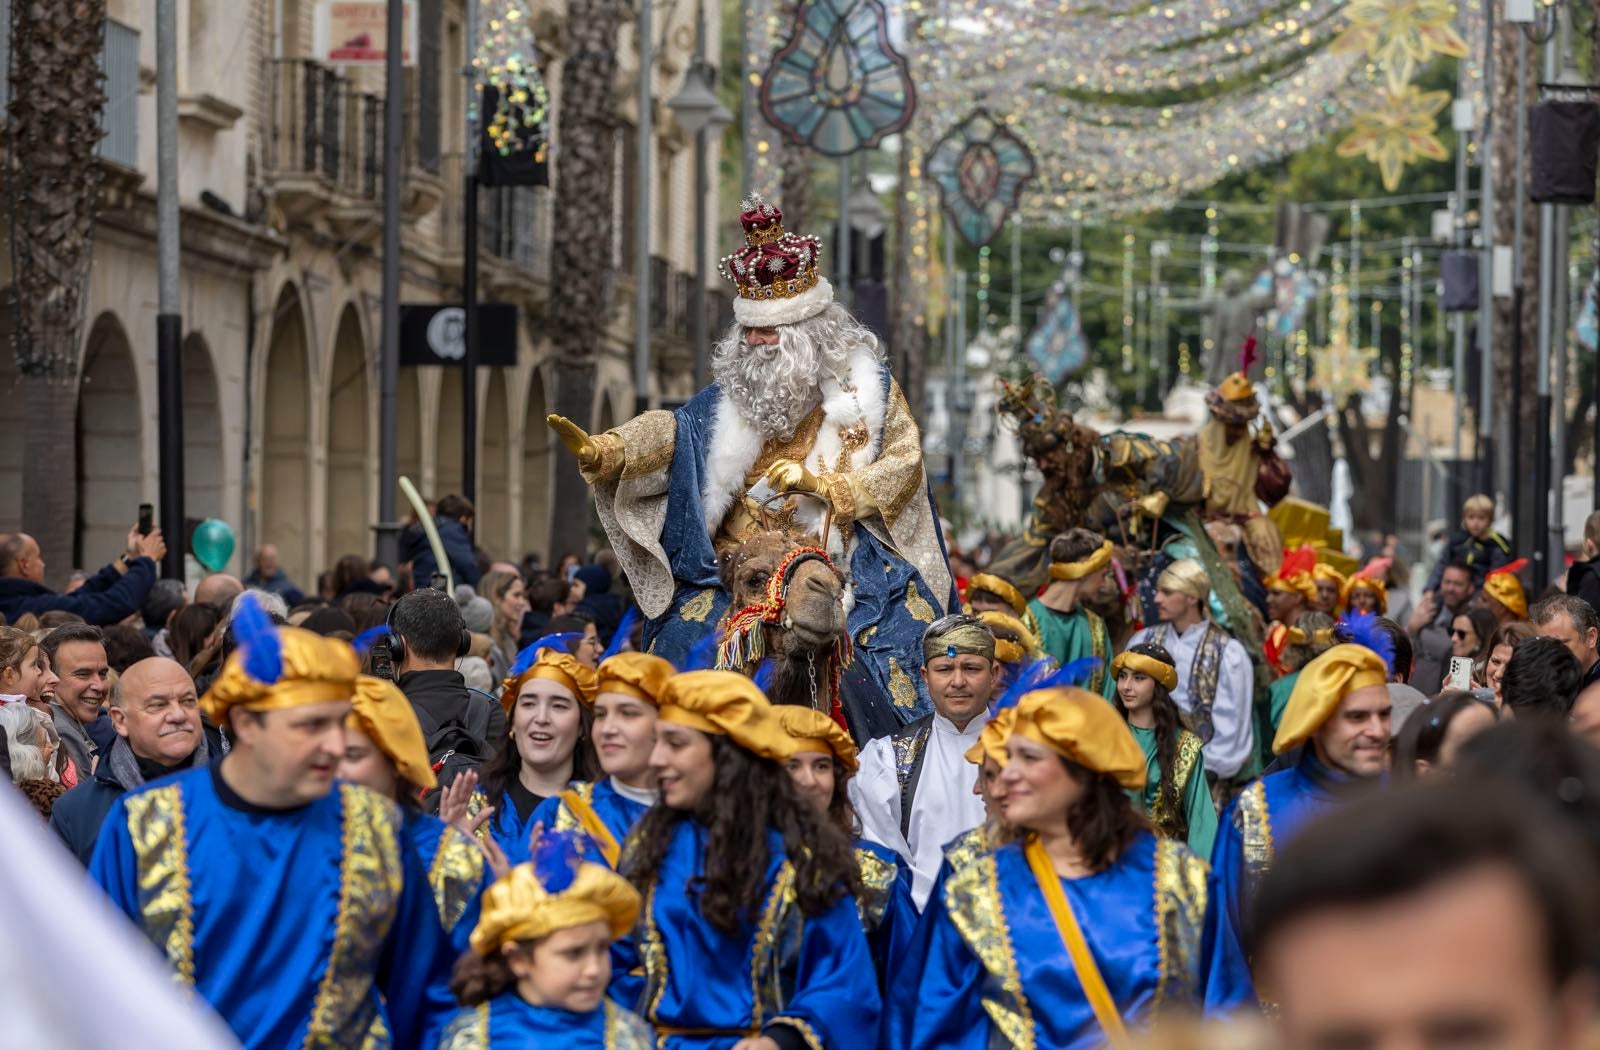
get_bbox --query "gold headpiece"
[1272,644,1390,754]
[199,626,359,724]
[657,670,796,763]
[349,675,438,792]
[976,611,1038,665]
[964,707,1019,767]
[595,652,675,707]
[923,615,998,664]
[500,649,599,713]
[1156,559,1210,603]
[1047,539,1114,582]
[966,573,1028,618]
[1012,687,1146,789]
[1112,650,1179,692]
[470,858,641,956]
[775,706,858,776]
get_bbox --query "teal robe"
[1028,599,1115,699]
[89,765,456,1050]
[1129,724,1218,858]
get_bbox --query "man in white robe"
[850,615,1002,909]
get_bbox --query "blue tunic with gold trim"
[405,810,488,958]
[88,766,456,1050]
[1211,749,1345,953]
[855,839,914,989]
[530,779,652,869]
[892,832,1254,1049]
[615,819,881,1049]
[437,994,654,1049]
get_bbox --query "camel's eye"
[746,570,770,590]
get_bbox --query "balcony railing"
[266,59,384,203]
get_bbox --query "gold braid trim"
[818,471,857,523]
[125,784,195,985]
[587,432,625,483]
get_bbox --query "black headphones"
[385,593,472,667]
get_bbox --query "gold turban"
[1156,559,1210,603]
[349,674,438,792]
[1283,625,1336,648]
[1217,371,1256,403]
[775,706,859,775]
[500,649,599,713]
[1342,575,1389,614]
[1272,644,1390,754]
[1483,566,1528,620]
[470,860,641,956]
[1112,650,1178,692]
[657,670,796,763]
[976,611,1039,665]
[199,626,359,724]
[596,652,675,706]
[966,573,1028,618]
[923,616,997,664]
[964,707,1018,767]
[1011,687,1147,790]
[1313,564,1347,589]
[1048,539,1114,582]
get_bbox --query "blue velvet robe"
[437,994,654,1049]
[1212,749,1347,953]
[89,766,456,1050]
[405,809,489,959]
[641,377,958,743]
[473,787,541,868]
[616,820,882,1048]
[531,778,652,869]
[856,839,915,990]
[893,832,1255,1049]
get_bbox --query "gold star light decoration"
[1309,288,1378,403]
[1333,0,1469,91]
[1336,83,1451,191]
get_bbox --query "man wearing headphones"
[390,587,506,783]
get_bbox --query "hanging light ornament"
[473,0,550,160]
[1309,287,1379,403]
[1332,0,1469,92]
[1336,84,1452,191]
[925,107,1037,249]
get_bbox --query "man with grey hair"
[227,588,290,625]
[544,193,955,739]
[49,656,207,864]
[1533,593,1600,692]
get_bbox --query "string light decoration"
[1309,286,1379,402]
[473,0,549,159]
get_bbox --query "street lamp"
[669,53,733,390]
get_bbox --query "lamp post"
[667,13,732,393]
[634,0,654,415]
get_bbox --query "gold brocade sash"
[1023,837,1132,1048]
[560,788,622,869]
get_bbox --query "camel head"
[717,528,848,707]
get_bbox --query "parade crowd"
[1,196,1599,1050]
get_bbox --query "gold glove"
[1254,418,1276,453]
[547,415,624,481]
[1136,491,1170,519]
[763,459,826,499]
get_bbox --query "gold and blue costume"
[405,809,488,957]
[1129,723,1218,857]
[89,766,455,1050]
[531,779,652,870]
[618,820,882,1049]
[892,831,1254,1048]
[855,839,915,989]
[437,994,653,1049]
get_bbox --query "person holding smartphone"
[0,519,167,627]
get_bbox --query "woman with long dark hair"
[776,705,915,990]
[1392,690,1499,779]
[896,686,1252,1049]
[1112,644,1216,855]
[476,648,599,866]
[1449,607,1500,685]
[619,670,880,1048]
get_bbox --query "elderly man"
[1128,558,1255,781]
[194,572,244,614]
[1213,637,1392,951]
[850,614,999,908]
[547,194,954,738]
[49,657,208,864]
[243,544,305,606]
[0,527,165,626]
[1532,593,1600,692]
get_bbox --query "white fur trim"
[700,390,764,535]
[810,345,887,475]
[732,278,835,328]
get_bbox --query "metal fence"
[266,59,386,201]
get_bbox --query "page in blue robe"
[640,376,958,742]
[437,994,655,1049]
[475,786,542,868]
[855,838,915,992]
[405,809,489,959]
[530,778,652,869]
[900,832,1255,1049]
[614,819,881,1049]
[1211,749,1344,954]
[88,765,455,1050]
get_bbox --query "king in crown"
[548,194,955,738]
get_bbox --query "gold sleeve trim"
[125,784,195,985]
[429,824,487,934]
[1236,780,1276,887]
[1152,838,1209,1012]
[945,854,1036,1049]
[616,410,678,480]
[437,1003,490,1049]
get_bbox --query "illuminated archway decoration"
[926,108,1037,249]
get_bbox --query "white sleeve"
[848,736,911,858]
[1203,640,1256,779]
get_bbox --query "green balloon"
[191,518,236,572]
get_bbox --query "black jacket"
[0,557,158,626]
[401,517,482,589]
[398,669,505,756]
[1570,558,1600,614]
[49,736,204,865]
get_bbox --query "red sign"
[313,1,415,66]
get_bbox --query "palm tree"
[546,0,627,563]
[6,0,107,585]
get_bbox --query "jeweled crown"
[718,193,824,304]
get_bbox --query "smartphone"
[138,503,154,537]
[1446,656,1473,692]
[368,639,395,681]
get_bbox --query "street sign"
[400,304,518,366]
[313,0,416,66]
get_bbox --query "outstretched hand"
[547,414,599,469]
[763,459,825,500]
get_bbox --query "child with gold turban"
[894,685,1254,1049]
[439,830,652,1048]
[1212,618,1394,969]
[615,671,881,1047]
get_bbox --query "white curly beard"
[709,303,880,441]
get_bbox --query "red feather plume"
[1354,556,1391,581]
[1277,544,1317,579]
[1487,557,1528,579]
[1240,336,1259,373]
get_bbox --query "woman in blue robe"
[438,832,654,1049]
[617,670,881,1048]
[895,685,1255,1049]
[341,674,489,958]
[774,706,915,989]
[471,648,599,865]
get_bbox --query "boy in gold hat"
[1028,528,1117,699]
[439,831,653,1048]
[1212,632,1393,959]
[89,598,457,1048]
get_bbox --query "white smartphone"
[1446,656,1473,692]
